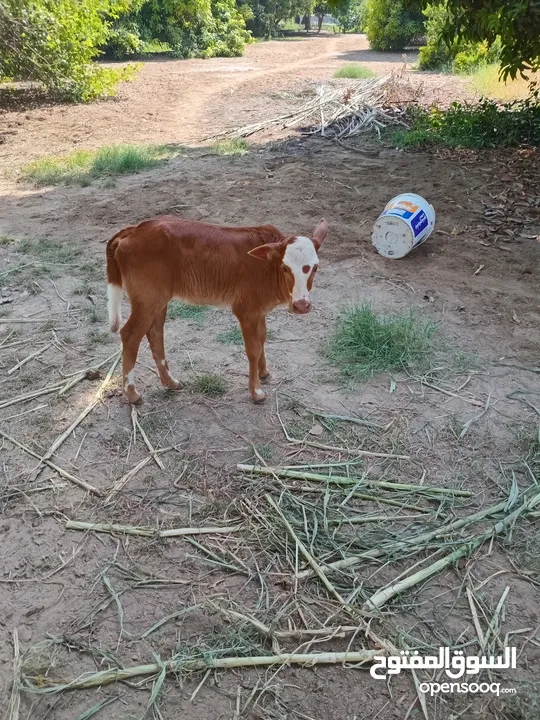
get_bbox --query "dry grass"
[470,64,534,101]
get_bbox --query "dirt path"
[0,33,470,174]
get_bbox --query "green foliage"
[365,0,423,51]
[392,99,540,149]
[404,0,540,80]
[418,2,501,73]
[334,63,375,78]
[332,0,366,32]
[243,0,311,37]
[106,20,145,57]
[0,0,139,101]
[106,0,251,59]
[326,304,437,380]
[20,144,182,186]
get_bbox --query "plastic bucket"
[371,193,436,259]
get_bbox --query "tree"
[405,0,540,79]
[243,0,312,37]
[313,2,328,32]
[332,0,366,33]
[0,0,137,100]
[121,0,250,58]
[365,0,423,51]
[418,2,501,73]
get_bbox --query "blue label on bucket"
[385,208,415,220]
[411,210,428,239]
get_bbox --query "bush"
[106,21,144,58]
[418,2,501,74]
[365,0,423,51]
[392,99,540,149]
[121,0,251,59]
[0,0,138,102]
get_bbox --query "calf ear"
[248,242,283,261]
[312,218,328,250]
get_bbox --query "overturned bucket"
[371,193,436,259]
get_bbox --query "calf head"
[248,219,328,314]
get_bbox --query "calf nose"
[293,299,312,314]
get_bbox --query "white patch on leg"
[124,369,135,390]
[161,359,167,367]
[255,389,264,396]
[107,284,123,333]
[283,237,319,304]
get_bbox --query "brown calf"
[106,215,327,404]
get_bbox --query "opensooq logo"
[370,647,516,680]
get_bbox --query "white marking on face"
[282,236,319,303]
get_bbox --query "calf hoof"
[259,372,271,384]
[124,389,142,405]
[251,388,267,404]
[163,378,183,391]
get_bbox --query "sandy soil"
[0,32,539,720]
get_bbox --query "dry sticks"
[209,76,408,141]
[21,650,380,694]
[238,464,473,498]
[362,486,540,610]
[66,520,242,538]
[29,354,121,481]
[0,428,101,495]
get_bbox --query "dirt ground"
[1,32,540,720]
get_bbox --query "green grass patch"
[211,139,249,156]
[334,63,376,79]
[326,304,438,380]
[18,236,82,264]
[0,235,15,246]
[167,301,209,325]
[217,325,276,344]
[217,326,244,344]
[392,99,540,149]
[188,373,228,397]
[20,143,184,187]
[140,39,172,54]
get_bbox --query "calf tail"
[106,229,127,333]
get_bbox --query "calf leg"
[120,304,158,404]
[146,306,182,391]
[235,309,266,403]
[258,316,270,383]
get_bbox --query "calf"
[106,215,327,404]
